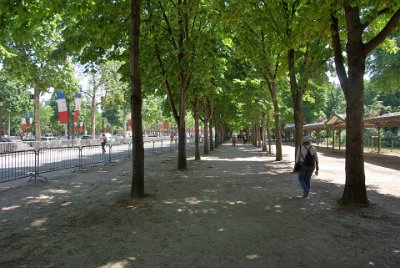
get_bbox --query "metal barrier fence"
[0,137,187,184]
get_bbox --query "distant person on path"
[295,135,319,198]
[101,133,107,154]
[232,136,236,146]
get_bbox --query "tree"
[129,0,145,197]
[330,1,400,205]
[0,74,32,136]
[230,1,285,160]
[1,3,78,140]
[147,0,210,169]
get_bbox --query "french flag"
[56,92,68,124]
[29,112,33,128]
[21,114,26,130]
[74,92,81,122]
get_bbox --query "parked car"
[81,135,91,140]
[0,137,18,153]
[41,136,55,141]
[22,135,36,141]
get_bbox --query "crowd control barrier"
[1,137,186,184]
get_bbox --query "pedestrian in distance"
[232,135,236,147]
[294,135,319,198]
[101,133,107,154]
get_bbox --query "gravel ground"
[1,142,399,268]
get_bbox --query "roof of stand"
[285,112,400,131]
[303,122,326,131]
[325,114,346,129]
[364,112,400,128]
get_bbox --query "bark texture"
[130,0,145,197]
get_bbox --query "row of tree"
[1,1,399,205]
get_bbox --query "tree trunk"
[209,119,213,151]
[193,96,200,160]
[288,49,304,158]
[214,117,219,148]
[90,77,97,139]
[269,82,283,161]
[337,6,368,204]
[261,112,267,152]
[33,87,41,141]
[267,111,271,154]
[67,99,73,139]
[252,121,256,146]
[177,80,187,170]
[256,119,261,148]
[341,73,367,204]
[202,96,210,155]
[203,119,209,155]
[130,0,145,197]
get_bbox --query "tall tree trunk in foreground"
[331,4,400,205]
[130,0,145,197]
[288,49,304,160]
[177,82,188,170]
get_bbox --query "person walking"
[295,135,319,198]
[101,133,107,154]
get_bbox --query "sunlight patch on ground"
[185,197,203,205]
[246,254,260,260]
[163,199,177,204]
[31,218,47,227]
[274,204,283,213]
[2,205,21,211]
[46,189,70,194]
[225,200,247,205]
[202,156,268,162]
[25,195,54,204]
[98,257,136,268]
[61,201,73,206]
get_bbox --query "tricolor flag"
[29,112,33,128]
[74,92,81,122]
[56,92,68,124]
[21,114,26,130]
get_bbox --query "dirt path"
[1,143,399,267]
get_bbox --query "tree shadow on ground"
[1,143,399,267]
